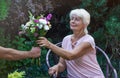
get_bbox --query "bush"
[0,0,10,20]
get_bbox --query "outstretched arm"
[0,46,41,60]
[37,37,93,60]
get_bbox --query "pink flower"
[34,19,39,23]
[34,33,39,37]
[18,31,25,36]
[46,14,52,21]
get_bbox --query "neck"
[73,30,85,39]
[71,30,85,43]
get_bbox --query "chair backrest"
[46,42,118,78]
[95,46,118,78]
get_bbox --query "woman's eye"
[70,17,80,21]
[76,18,80,21]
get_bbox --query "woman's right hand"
[48,65,59,77]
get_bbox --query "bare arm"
[37,37,93,60]
[56,57,66,72]
[0,46,40,60]
[48,57,66,76]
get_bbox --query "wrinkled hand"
[30,47,41,58]
[36,37,51,48]
[48,65,59,77]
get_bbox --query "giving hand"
[30,47,41,58]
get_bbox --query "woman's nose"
[71,19,75,22]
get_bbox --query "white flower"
[39,19,47,25]
[21,24,28,30]
[38,24,43,29]
[25,20,33,27]
[44,25,49,30]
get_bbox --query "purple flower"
[34,33,39,37]
[34,19,39,23]
[46,14,52,21]
[35,26,39,29]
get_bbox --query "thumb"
[55,71,58,77]
[49,68,55,76]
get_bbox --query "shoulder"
[62,35,71,48]
[85,34,94,39]
[62,35,72,41]
[83,34,95,42]
[81,34,95,49]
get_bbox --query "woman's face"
[70,14,84,31]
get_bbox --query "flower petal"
[39,19,47,25]
[44,25,49,30]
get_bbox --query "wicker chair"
[46,42,118,78]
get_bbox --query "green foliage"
[0,0,10,20]
[105,5,120,37]
[8,70,25,78]
[0,28,14,78]
[12,36,32,50]
[78,0,108,19]
[18,48,49,78]
[0,28,12,47]
[105,5,120,53]
[92,28,106,49]
[11,35,50,77]
[104,6,120,75]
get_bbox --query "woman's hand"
[48,65,59,77]
[36,37,51,48]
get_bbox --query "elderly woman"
[37,9,104,78]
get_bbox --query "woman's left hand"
[36,37,51,48]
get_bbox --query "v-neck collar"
[70,34,87,49]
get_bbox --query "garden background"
[0,0,120,78]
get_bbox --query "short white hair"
[69,9,90,34]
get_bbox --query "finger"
[48,69,54,76]
[36,40,43,43]
[38,37,46,40]
[36,40,44,45]
[39,44,45,47]
[55,71,58,77]
[36,41,41,45]
[49,68,56,75]
[49,71,53,76]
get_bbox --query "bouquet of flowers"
[19,11,52,46]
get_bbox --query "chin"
[70,28,77,31]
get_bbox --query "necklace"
[71,41,77,49]
[71,33,85,48]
